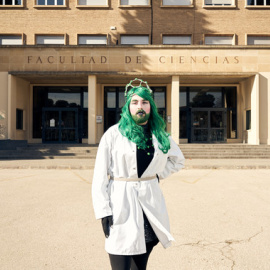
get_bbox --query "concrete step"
[0,150,96,155]
[0,155,97,160]
[21,143,97,148]
[183,151,270,154]
[1,143,270,160]
[184,153,270,155]
[179,146,270,149]
[183,153,270,157]
[185,156,270,158]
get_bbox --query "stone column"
[8,75,16,140]
[88,75,97,144]
[0,72,8,140]
[259,73,270,145]
[171,76,180,144]
[249,74,260,145]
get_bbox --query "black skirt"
[143,212,158,243]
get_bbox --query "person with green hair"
[92,79,185,270]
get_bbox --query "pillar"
[8,75,16,140]
[171,76,180,144]
[249,74,260,145]
[0,72,8,140]
[259,73,270,145]
[88,75,97,144]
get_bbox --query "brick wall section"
[0,0,270,45]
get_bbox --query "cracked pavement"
[0,168,270,269]
[172,227,264,270]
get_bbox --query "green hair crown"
[118,79,170,154]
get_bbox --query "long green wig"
[118,86,170,154]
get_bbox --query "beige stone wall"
[1,47,270,74]
[243,78,252,111]
[0,1,150,46]
[15,77,30,140]
[1,0,270,45]
[0,72,8,140]
[6,75,30,140]
[240,75,260,144]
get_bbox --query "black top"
[136,123,155,178]
[136,123,158,243]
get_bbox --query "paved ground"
[0,162,270,269]
[1,158,270,169]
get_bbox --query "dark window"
[225,87,237,139]
[33,86,87,139]
[189,87,223,108]
[179,86,237,140]
[153,87,166,123]
[180,89,187,108]
[16,109,23,130]
[1,0,22,4]
[83,91,88,108]
[246,110,251,130]
[180,110,187,138]
[180,87,188,138]
[105,88,116,108]
[82,110,88,138]
[247,0,270,5]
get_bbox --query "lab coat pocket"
[109,182,130,226]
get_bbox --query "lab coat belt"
[110,176,156,182]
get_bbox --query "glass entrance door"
[42,108,79,143]
[104,87,125,132]
[191,108,227,143]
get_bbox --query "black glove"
[101,215,113,238]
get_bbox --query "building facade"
[0,0,270,145]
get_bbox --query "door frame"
[42,107,79,144]
[191,108,227,143]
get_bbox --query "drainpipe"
[150,0,153,44]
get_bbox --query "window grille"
[120,0,149,5]
[247,0,270,6]
[163,36,191,45]
[0,0,22,5]
[78,0,107,4]
[121,36,149,45]
[247,36,270,45]
[0,35,22,45]
[162,0,192,5]
[36,35,65,45]
[78,35,107,45]
[205,36,233,45]
[205,0,232,5]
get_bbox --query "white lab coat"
[92,124,185,255]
